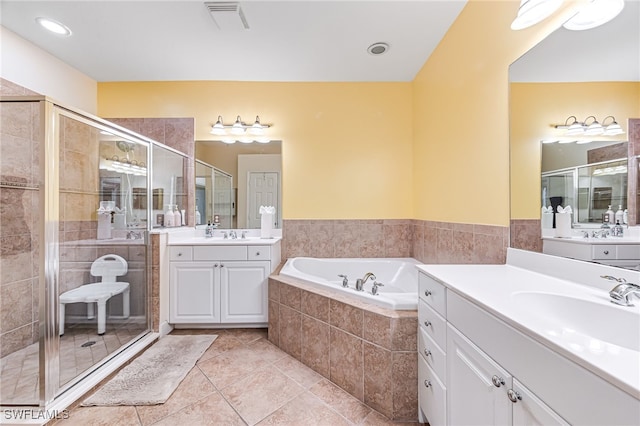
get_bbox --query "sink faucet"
[355,272,376,291]
[602,275,640,306]
[230,230,237,239]
[609,283,640,306]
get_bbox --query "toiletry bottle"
[195,206,201,225]
[605,205,614,225]
[613,221,624,237]
[164,205,175,227]
[173,205,181,228]
[205,221,213,238]
[615,205,624,225]
[623,209,628,225]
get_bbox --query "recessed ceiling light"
[367,42,389,56]
[36,17,72,36]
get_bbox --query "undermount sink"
[511,291,640,352]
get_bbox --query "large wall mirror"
[195,141,282,229]
[509,0,640,267]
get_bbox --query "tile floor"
[55,328,422,425]
[1,320,146,405]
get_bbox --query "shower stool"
[59,254,130,336]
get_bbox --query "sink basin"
[512,292,640,352]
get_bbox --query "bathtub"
[278,257,420,310]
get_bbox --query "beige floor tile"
[227,327,268,344]
[196,332,243,364]
[257,391,351,426]
[221,365,305,425]
[63,405,141,426]
[135,367,217,425]
[151,392,245,426]
[310,379,372,424]
[197,345,271,389]
[274,355,324,389]
[247,338,288,363]
[360,410,422,425]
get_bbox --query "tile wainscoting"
[282,219,510,264]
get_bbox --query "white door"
[247,172,279,229]
[447,324,512,426]
[511,379,569,426]
[219,261,270,323]
[170,262,220,323]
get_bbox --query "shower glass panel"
[195,160,213,225]
[213,169,233,228]
[57,110,150,390]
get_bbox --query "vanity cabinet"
[543,238,640,268]
[418,272,568,426]
[169,242,279,325]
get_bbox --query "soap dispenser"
[605,205,615,225]
[615,205,624,225]
[613,221,624,237]
[195,205,202,225]
[205,221,214,238]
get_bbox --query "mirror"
[509,0,640,266]
[195,141,282,229]
[151,144,188,228]
[195,160,233,228]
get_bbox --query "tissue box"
[260,213,273,238]
[555,214,572,238]
[541,212,553,229]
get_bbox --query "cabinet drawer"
[170,246,192,261]
[248,246,270,260]
[418,354,446,426]
[419,273,446,316]
[616,244,640,260]
[419,299,447,349]
[592,245,616,260]
[419,326,446,380]
[193,245,248,261]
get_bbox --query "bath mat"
[81,334,216,406]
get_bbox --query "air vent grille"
[204,2,249,30]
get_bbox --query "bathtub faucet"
[338,274,349,288]
[355,272,376,291]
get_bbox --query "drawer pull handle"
[220,264,224,267]
[424,290,432,297]
[177,253,182,257]
[507,389,522,403]
[256,252,261,256]
[424,321,432,327]
[214,264,219,267]
[604,250,609,255]
[424,349,432,357]
[424,379,432,388]
[491,375,505,388]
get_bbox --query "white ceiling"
[0,0,468,82]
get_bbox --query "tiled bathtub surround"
[283,219,509,264]
[268,275,418,421]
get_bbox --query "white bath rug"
[82,334,216,406]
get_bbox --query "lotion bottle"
[615,205,624,225]
[605,205,615,225]
[164,205,175,227]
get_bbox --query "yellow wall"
[412,0,584,226]
[98,82,413,220]
[510,81,640,219]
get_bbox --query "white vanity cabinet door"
[511,379,569,426]
[447,324,512,426]
[220,261,270,323]
[419,354,447,426]
[170,262,219,323]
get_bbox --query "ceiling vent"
[205,2,250,30]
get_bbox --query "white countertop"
[542,236,640,245]
[167,227,282,246]
[416,249,640,399]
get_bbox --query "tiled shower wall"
[282,219,510,264]
[0,79,42,357]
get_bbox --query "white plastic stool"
[59,254,130,336]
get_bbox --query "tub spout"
[355,272,376,291]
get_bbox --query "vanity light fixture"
[209,115,272,143]
[555,115,625,137]
[36,17,72,36]
[510,0,564,30]
[563,0,625,31]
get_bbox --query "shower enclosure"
[0,96,166,408]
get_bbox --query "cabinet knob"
[220,263,224,267]
[177,252,182,257]
[423,379,432,388]
[256,251,261,256]
[214,263,219,267]
[423,349,432,357]
[604,250,609,255]
[491,375,505,388]
[424,290,432,297]
[507,389,522,403]
[424,321,432,327]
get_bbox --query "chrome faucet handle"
[223,231,228,239]
[371,281,384,296]
[241,231,247,239]
[581,231,589,238]
[609,283,640,306]
[355,278,364,292]
[601,275,627,283]
[338,274,349,288]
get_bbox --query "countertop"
[166,228,282,246]
[416,249,640,399]
[542,235,640,245]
